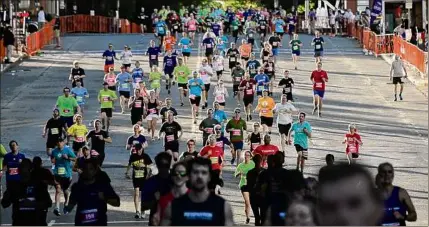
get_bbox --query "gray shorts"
[314,50,324,57]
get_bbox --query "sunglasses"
[215,128,221,131]
[172,171,187,177]
[235,111,241,114]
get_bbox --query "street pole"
[427,0,428,76]
[382,0,385,35]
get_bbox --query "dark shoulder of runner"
[97,170,112,184]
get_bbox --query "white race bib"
[315,44,321,49]
[215,95,225,103]
[76,96,83,102]
[121,83,129,89]
[315,82,323,88]
[51,128,59,135]
[58,167,66,175]
[293,45,299,50]
[166,135,175,142]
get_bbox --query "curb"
[0,56,25,74]
[381,54,428,98]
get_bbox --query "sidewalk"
[0,55,25,73]
[381,54,428,97]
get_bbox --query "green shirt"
[174,66,191,84]
[235,161,255,188]
[56,95,79,117]
[98,89,117,109]
[290,40,302,52]
[0,144,7,170]
[231,20,240,31]
[149,72,162,89]
[226,119,247,142]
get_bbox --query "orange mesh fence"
[374,34,394,56]
[393,36,427,74]
[26,20,54,56]
[0,39,5,62]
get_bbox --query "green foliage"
[297,2,316,14]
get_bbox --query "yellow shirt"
[257,97,275,118]
[67,124,88,143]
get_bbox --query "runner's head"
[377,162,394,187]
[171,161,188,187]
[75,79,82,87]
[293,33,299,40]
[202,58,208,66]
[166,30,171,37]
[166,49,172,56]
[252,153,262,168]
[73,60,79,68]
[244,150,252,162]
[325,154,334,166]
[234,108,241,118]
[253,122,260,132]
[299,112,306,122]
[317,62,322,70]
[284,70,289,77]
[177,57,183,65]
[262,89,269,97]
[138,81,145,89]
[214,125,222,136]
[315,30,320,37]
[394,55,400,61]
[120,65,126,72]
[134,143,143,154]
[167,110,175,122]
[230,42,236,48]
[81,158,100,181]
[109,66,114,73]
[82,146,90,157]
[187,139,196,151]
[155,152,172,175]
[63,87,71,97]
[244,72,250,80]
[108,43,113,50]
[348,123,357,133]
[124,45,129,51]
[32,156,43,169]
[53,108,60,117]
[236,62,242,69]
[152,65,159,72]
[259,68,264,74]
[242,39,247,44]
[103,82,109,90]
[93,119,102,129]
[250,53,256,60]
[74,114,83,124]
[9,140,19,152]
[56,137,66,149]
[218,79,224,86]
[188,157,212,192]
[135,61,140,68]
[18,158,32,182]
[263,134,271,145]
[281,94,287,103]
[317,163,383,226]
[150,40,155,47]
[213,101,220,110]
[133,124,143,134]
[285,198,317,226]
[134,88,141,97]
[192,70,199,78]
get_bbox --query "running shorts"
[131,114,143,125]
[314,50,323,57]
[260,116,274,127]
[145,114,159,121]
[233,84,240,93]
[216,70,223,76]
[294,144,308,160]
[205,50,214,57]
[204,84,211,92]
[132,177,146,189]
[54,175,72,190]
[241,56,249,61]
[272,48,279,56]
[243,95,254,106]
[352,153,359,159]
[60,116,74,128]
[278,123,291,135]
[313,90,325,98]
[276,32,284,37]
[149,60,159,68]
[101,108,113,118]
[209,169,222,190]
[292,50,301,56]
[182,52,191,57]
[189,95,202,106]
[178,83,188,90]
[119,91,131,98]
[232,141,244,150]
[72,141,85,151]
[46,136,60,149]
[392,77,404,84]
[165,141,180,153]
[229,61,237,69]
[123,63,131,69]
[240,185,250,192]
[104,64,114,73]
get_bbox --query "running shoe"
[180,102,184,107]
[135,211,141,219]
[399,94,403,100]
[230,158,235,165]
[312,106,317,115]
[53,208,61,216]
[246,218,250,224]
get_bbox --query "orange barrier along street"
[393,36,427,74]
[0,39,5,63]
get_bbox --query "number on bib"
[134,170,145,178]
[166,135,175,142]
[75,137,85,143]
[51,128,59,135]
[58,167,66,175]
[76,96,83,102]
[9,168,18,175]
[315,44,321,49]
[293,45,298,50]
[232,129,241,136]
[315,82,323,88]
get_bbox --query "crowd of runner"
[0,4,417,227]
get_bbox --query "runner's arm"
[160,203,173,226]
[399,188,417,221]
[64,185,78,212]
[224,202,235,226]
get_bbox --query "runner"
[160,157,234,225]
[199,59,214,109]
[160,98,178,123]
[159,111,183,162]
[260,42,272,64]
[246,154,264,226]
[186,14,198,40]
[211,19,222,37]
[43,109,67,156]
[252,134,280,168]
[213,49,225,80]
[263,57,275,96]
[377,162,417,226]
[70,80,89,114]
[278,70,295,101]
[131,61,145,89]
[178,33,192,65]
[146,40,162,70]
[67,114,88,156]
[231,62,245,106]
[227,43,240,70]
[149,66,162,99]
[155,17,167,48]
[187,71,205,124]
[268,33,281,63]
[56,87,81,128]
[72,146,96,175]
[120,45,133,71]
[245,20,256,49]
[125,143,153,219]
[239,73,257,121]
[254,90,275,134]
[213,79,229,110]
[116,66,133,114]
[102,44,118,73]
[311,31,324,63]
[273,14,285,41]
[64,158,120,225]
[254,68,270,97]
[173,58,191,106]
[231,16,240,43]
[51,138,77,216]
[289,33,303,70]
[98,82,118,131]
[389,55,408,101]
[342,123,363,165]
[247,122,262,152]
[273,94,299,154]
[287,112,312,173]
[246,54,261,79]
[145,91,161,140]
[201,33,216,65]
[198,134,225,194]
[213,101,228,133]
[216,31,229,56]
[310,62,328,117]
[104,67,117,91]
[2,141,26,192]
[239,39,252,66]
[285,13,296,40]
[234,150,255,224]
[226,108,247,165]
[126,125,148,154]
[86,119,111,166]
[168,12,181,39]
[199,108,220,146]
[163,49,178,94]
[69,61,86,88]
[258,15,268,45]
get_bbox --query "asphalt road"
[0,32,427,226]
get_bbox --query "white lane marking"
[48,220,56,226]
[2,220,149,226]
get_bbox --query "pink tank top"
[105,74,116,86]
[188,20,197,31]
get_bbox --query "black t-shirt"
[46,117,66,138]
[269,36,281,49]
[160,106,178,122]
[181,151,199,160]
[71,68,85,86]
[160,121,182,143]
[130,96,145,117]
[264,62,275,75]
[227,48,240,63]
[128,153,153,179]
[278,78,294,94]
[86,130,109,155]
[199,118,220,139]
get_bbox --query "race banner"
[370,0,383,25]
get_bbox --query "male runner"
[226,108,247,165]
[273,94,299,153]
[173,58,191,106]
[310,62,328,117]
[116,66,133,113]
[43,109,67,156]
[311,31,324,63]
[56,87,81,128]
[159,111,183,162]
[288,112,312,173]
[187,71,205,124]
[102,44,118,73]
[254,90,275,135]
[239,73,257,121]
[389,55,408,101]
[199,108,220,146]
[98,82,118,131]
[231,62,245,106]
[278,70,295,101]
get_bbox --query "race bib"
[135,78,142,83]
[149,108,156,114]
[189,24,196,30]
[209,156,218,164]
[273,42,278,46]
[102,95,110,102]
[9,168,18,175]
[63,108,70,113]
[251,143,260,148]
[76,96,83,102]
[263,56,268,60]
[151,55,157,60]
[261,25,265,29]
[348,144,357,153]
[134,170,145,178]
[315,44,321,49]
[132,140,140,145]
[107,56,113,61]
[74,75,79,80]
[189,94,196,100]
[261,109,268,114]
[121,83,129,89]
[293,45,299,50]
[80,209,98,224]
[174,25,178,29]
[107,78,115,84]
[232,129,241,136]
[315,82,323,88]
[183,45,188,49]
[215,95,225,103]
[249,33,253,38]
[58,167,66,175]
[51,128,59,135]
[233,25,238,30]
[246,89,253,95]
[134,100,142,108]
[250,68,256,74]
[235,76,242,82]
[75,137,85,142]
[206,44,212,48]
[206,128,214,134]
[284,87,292,93]
[258,85,264,91]
[166,135,175,142]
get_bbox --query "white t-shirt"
[391,60,405,77]
[213,86,228,103]
[121,51,133,65]
[199,65,213,84]
[274,103,297,125]
[213,55,224,71]
[38,11,46,23]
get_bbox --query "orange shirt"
[164,36,176,51]
[256,97,275,118]
[239,43,252,57]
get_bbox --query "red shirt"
[158,189,191,220]
[239,79,257,96]
[310,70,328,91]
[252,144,280,168]
[345,133,361,154]
[199,145,224,170]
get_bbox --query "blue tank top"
[382,186,407,226]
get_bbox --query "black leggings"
[250,194,267,226]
